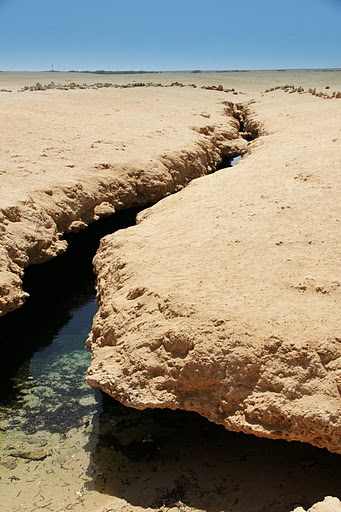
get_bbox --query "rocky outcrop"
[19,80,242,94]
[87,92,341,454]
[0,88,244,315]
[263,84,341,99]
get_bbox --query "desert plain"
[0,69,340,512]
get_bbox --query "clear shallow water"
[4,299,98,435]
[0,208,140,433]
[230,155,242,166]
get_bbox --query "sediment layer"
[87,92,341,454]
[0,87,244,315]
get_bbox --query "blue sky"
[0,0,340,71]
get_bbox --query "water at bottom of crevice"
[216,152,242,171]
[0,207,142,434]
[230,154,242,166]
[0,207,340,512]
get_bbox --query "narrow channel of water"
[0,208,141,435]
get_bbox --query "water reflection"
[230,154,242,166]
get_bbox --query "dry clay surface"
[88,91,341,455]
[0,86,244,315]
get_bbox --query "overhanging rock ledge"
[87,92,341,454]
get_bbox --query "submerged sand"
[0,70,340,512]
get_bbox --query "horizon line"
[1,67,341,74]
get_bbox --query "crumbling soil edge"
[0,101,259,317]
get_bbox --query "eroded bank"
[1,184,340,512]
[0,88,251,317]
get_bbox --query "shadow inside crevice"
[87,393,341,512]
[0,207,141,405]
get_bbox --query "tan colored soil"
[88,89,341,454]
[0,85,243,315]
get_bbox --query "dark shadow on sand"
[87,393,341,512]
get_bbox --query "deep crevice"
[0,101,340,510]
[232,101,262,140]
[0,206,143,401]
[216,102,260,170]
[0,101,261,408]
[0,100,260,386]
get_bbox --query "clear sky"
[0,0,340,71]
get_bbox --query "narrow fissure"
[232,101,261,140]
[0,144,245,406]
[0,105,260,436]
[216,102,258,170]
[0,207,143,405]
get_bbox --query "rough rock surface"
[0,87,243,315]
[87,92,341,454]
[293,496,341,512]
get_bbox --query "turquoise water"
[3,298,98,435]
[0,208,139,434]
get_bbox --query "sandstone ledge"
[0,88,244,315]
[87,92,341,454]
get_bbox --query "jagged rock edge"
[0,101,249,316]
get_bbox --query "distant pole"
[51,64,54,72]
